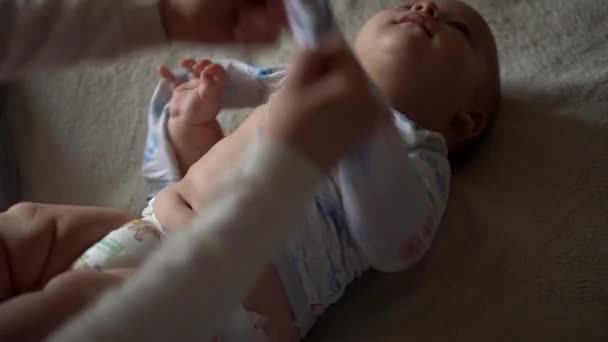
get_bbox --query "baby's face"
[355,0,498,143]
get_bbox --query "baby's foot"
[159,59,227,126]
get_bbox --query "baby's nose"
[412,1,439,18]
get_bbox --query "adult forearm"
[49,134,323,342]
[0,0,166,80]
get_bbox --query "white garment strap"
[50,134,322,342]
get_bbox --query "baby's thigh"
[0,202,132,300]
[0,269,126,341]
[44,269,126,305]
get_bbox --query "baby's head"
[354,0,500,160]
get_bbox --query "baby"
[3,0,500,340]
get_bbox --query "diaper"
[74,199,164,271]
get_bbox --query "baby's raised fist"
[160,59,227,126]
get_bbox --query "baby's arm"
[142,59,284,196]
[335,119,451,272]
[153,103,266,234]
[159,59,226,175]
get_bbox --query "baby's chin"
[356,38,430,72]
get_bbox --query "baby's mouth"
[395,14,433,38]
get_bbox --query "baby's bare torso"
[155,103,299,340]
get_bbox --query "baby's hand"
[159,59,227,126]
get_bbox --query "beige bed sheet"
[4,0,608,340]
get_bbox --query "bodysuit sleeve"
[335,112,451,272]
[219,61,287,109]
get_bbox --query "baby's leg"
[0,268,132,341]
[0,202,133,300]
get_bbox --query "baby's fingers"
[196,64,226,102]
[201,64,227,85]
[181,58,196,70]
[158,65,180,90]
[181,59,211,79]
[193,60,212,75]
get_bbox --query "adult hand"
[267,37,391,171]
[159,0,287,44]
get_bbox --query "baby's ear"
[450,106,487,140]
